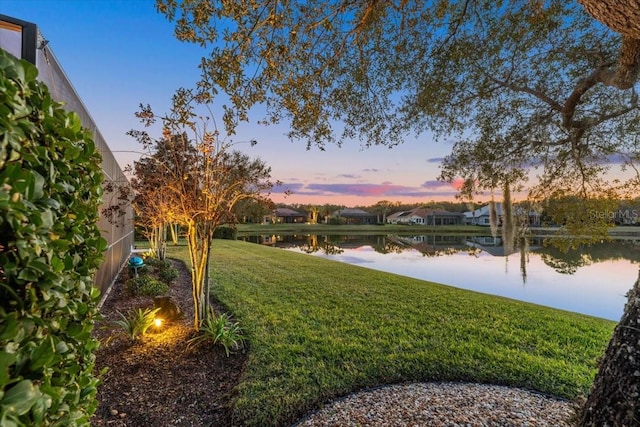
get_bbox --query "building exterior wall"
[0,15,134,297]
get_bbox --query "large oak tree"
[156,1,640,424]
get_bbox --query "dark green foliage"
[213,225,237,240]
[143,255,172,269]
[0,50,106,425]
[158,265,179,284]
[125,275,169,297]
[142,256,178,284]
[142,255,162,268]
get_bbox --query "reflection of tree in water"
[253,232,640,278]
[540,240,640,274]
[371,238,405,254]
[299,234,344,255]
[540,251,593,275]
[299,234,319,253]
[423,245,486,258]
[519,236,529,284]
[539,239,640,275]
[384,234,479,258]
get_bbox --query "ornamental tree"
[130,88,275,329]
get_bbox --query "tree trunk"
[186,220,213,330]
[578,0,640,39]
[578,0,640,89]
[578,273,640,426]
[169,222,179,245]
[489,200,499,239]
[147,226,157,257]
[501,183,515,255]
[148,224,167,260]
[158,224,167,260]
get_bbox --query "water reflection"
[240,233,639,320]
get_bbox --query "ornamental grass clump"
[188,311,245,356]
[114,307,161,341]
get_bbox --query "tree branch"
[485,74,563,112]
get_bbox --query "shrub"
[143,256,165,268]
[0,50,105,424]
[158,265,179,284]
[125,275,168,297]
[188,311,245,356]
[114,307,161,341]
[129,263,149,276]
[213,225,237,240]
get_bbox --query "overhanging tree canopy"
[156,1,639,201]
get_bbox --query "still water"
[241,233,640,321]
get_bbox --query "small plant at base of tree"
[188,311,245,356]
[114,307,162,341]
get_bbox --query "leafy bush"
[129,263,149,276]
[213,225,237,240]
[158,265,179,284]
[188,311,245,356]
[114,307,161,341]
[143,256,170,269]
[0,50,105,424]
[125,275,168,297]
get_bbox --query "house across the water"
[463,203,541,226]
[263,208,308,224]
[387,207,464,225]
[331,208,378,225]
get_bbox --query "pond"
[240,233,640,321]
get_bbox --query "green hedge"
[0,49,106,425]
[213,225,237,240]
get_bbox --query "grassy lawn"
[166,239,614,427]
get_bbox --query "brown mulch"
[91,259,247,426]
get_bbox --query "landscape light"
[154,318,163,328]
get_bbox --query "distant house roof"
[463,203,540,218]
[387,211,407,219]
[464,203,503,218]
[390,208,463,219]
[333,208,374,217]
[274,208,304,217]
[432,209,462,216]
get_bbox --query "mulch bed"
[91,258,247,426]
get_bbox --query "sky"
[1,1,478,206]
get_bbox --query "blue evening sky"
[1,0,462,206]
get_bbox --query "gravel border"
[293,382,577,426]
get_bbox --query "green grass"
[166,239,614,427]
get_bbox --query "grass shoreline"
[164,239,614,426]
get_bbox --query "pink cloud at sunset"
[271,179,462,206]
